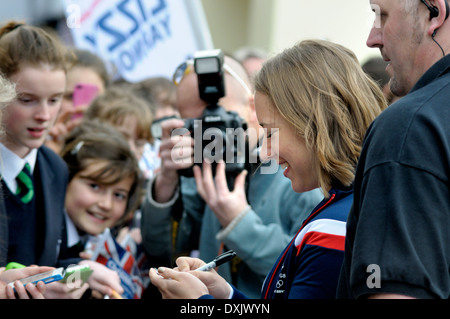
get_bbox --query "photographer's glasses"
[172,59,253,96]
[173,60,194,86]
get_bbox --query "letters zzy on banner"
[81,0,171,72]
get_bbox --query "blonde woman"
[149,40,387,299]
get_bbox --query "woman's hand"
[149,256,232,299]
[149,267,209,299]
[176,257,232,299]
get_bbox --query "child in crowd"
[0,20,89,299]
[132,77,179,121]
[85,85,153,163]
[59,120,143,298]
[47,48,110,154]
[131,77,180,180]
[0,73,53,299]
[0,20,69,265]
[84,85,153,247]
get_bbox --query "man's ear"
[427,0,449,37]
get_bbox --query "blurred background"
[0,0,379,64]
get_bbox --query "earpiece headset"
[421,0,449,21]
[421,0,449,56]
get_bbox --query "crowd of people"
[0,0,449,301]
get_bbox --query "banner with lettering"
[63,0,213,81]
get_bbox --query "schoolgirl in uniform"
[59,120,143,298]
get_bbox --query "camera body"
[178,49,248,177]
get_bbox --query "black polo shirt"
[337,55,450,299]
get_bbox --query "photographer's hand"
[154,119,194,203]
[193,161,249,227]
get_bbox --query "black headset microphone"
[421,0,449,56]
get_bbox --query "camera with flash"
[178,49,248,179]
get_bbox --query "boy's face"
[1,65,66,158]
[65,160,134,235]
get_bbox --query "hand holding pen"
[154,250,237,274]
[149,251,237,299]
[194,250,237,272]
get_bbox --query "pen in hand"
[195,250,237,272]
[111,290,123,299]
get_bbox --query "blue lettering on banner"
[83,0,171,73]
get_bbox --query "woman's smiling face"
[255,91,319,194]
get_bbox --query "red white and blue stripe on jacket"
[259,186,352,299]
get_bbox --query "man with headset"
[338,0,450,299]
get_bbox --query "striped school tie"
[16,163,34,204]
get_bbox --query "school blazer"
[0,191,8,267]
[0,146,68,267]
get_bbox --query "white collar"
[64,210,81,248]
[0,144,37,193]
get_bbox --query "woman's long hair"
[254,39,388,196]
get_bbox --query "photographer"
[140,52,322,298]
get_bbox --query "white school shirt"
[0,143,37,194]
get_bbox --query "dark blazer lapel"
[36,146,68,266]
[0,188,8,267]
